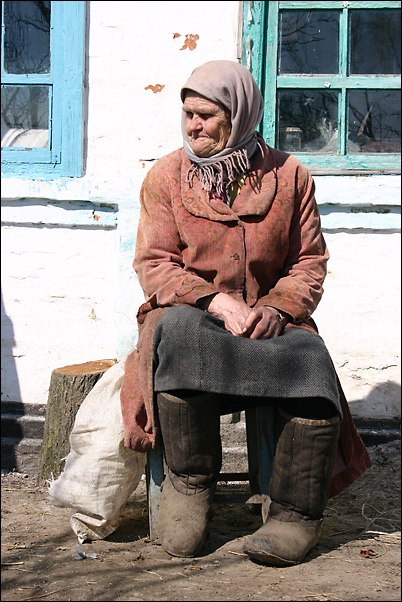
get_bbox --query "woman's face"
[183,91,231,157]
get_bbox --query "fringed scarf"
[185,145,251,197]
[180,60,264,198]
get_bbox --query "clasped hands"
[202,293,288,339]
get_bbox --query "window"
[243,1,401,173]
[1,1,85,178]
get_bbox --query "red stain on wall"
[145,84,165,94]
[180,34,199,51]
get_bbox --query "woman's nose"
[188,114,202,132]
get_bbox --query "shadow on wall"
[1,291,23,470]
[349,380,401,423]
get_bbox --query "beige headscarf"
[180,60,264,196]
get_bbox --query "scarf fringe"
[186,146,251,197]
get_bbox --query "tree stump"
[37,359,117,484]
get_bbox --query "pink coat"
[134,145,328,321]
[120,144,371,497]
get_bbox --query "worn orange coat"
[120,143,371,497]
[134,145,327,320]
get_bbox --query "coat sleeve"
[256,164,329,321]
[133,159,218,307]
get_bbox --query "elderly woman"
[120,60,370,565]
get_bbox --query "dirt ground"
[1,439,401,602]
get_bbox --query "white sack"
[48,360,146,543]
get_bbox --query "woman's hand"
[204,293,288,339]
[241,305,288,339]
[122,401,154,453]
[204,293,252,336]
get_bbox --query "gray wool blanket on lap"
[152,306,341,416]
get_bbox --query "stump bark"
[37,359,117,484]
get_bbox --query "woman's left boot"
[156,391,222,557]
[243,409,340,566]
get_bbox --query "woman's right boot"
[156,391,222,557]
[243,408,340,566]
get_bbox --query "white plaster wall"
[1,225,118,404]
[1,1,401,421]
[314,231,401,420]
[85,0,240,177]
[312,175,401,420]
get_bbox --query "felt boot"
[156,391,221,557]
[243,408,340,566]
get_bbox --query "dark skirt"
[152,306,341,417]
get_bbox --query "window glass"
[244,1,401,171]
[350,10,401,75]
[277,90,339,153]
[1,85,49,148]
[348,90,401,154]
[3,0,51,75]
[279,10,339,74]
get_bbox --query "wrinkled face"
[183,91,231,157]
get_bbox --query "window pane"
[1,85,49,148]
[277,90,339,153]
[350,10,401,75]
[348,90,401,154]
[279,10,339,74]
[3,1,51,74]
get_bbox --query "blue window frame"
[243,1,401,173]
[1,1,85,178]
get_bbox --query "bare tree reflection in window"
[350,10,401,75]
[278,90,339,153]
[1,86,49,148]
[4,1,51,74]
[349,91,401,154]
[279,11,339,75]
[1,2,51,148]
